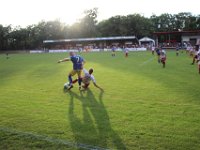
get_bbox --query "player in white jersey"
[151,46,155,55]
[160,50,166,68]
[72,68,103,90]
[124,47,129,57]
[197,53,200,74]
[191,46,200,65]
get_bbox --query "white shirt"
[194,50,200,55]
[124,48,129,53]
[161,49,166,54]
[197,49,200,55]
[82,68,96,84]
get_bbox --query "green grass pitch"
[0,51,200,149]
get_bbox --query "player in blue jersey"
[58,52,85,90]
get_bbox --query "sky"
[0,0,199,27]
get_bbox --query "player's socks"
[192,58,195,64]
[78,78,82,86]
[163,62,165,68]
[72,79,78,84]
[68,85,73,90]
[68,75,73,85]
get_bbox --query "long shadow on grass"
[68,89,126,149]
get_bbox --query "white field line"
[139,57,155,66]
[0,127,110,150]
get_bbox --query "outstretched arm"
[93,82,103,91]
[58,58,70,63]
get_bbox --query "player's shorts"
[194,55,197,59]
[82,77,88,83]
[82,83,90,89]
[161,58,166,63]
[69,70,82,77]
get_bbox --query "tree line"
[0,8,200,50]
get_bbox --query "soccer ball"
[64,82,69,89]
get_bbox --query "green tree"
[97,15,125,36]
[0,25,11,50]
[97,14,152,38]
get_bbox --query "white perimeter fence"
[30,48,147,53]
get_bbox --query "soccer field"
[0,51,200,149]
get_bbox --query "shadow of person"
[68,90,98,148]
[68,89,126,149]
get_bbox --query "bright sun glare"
[0,0,199,27]
[1,0,91,27]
